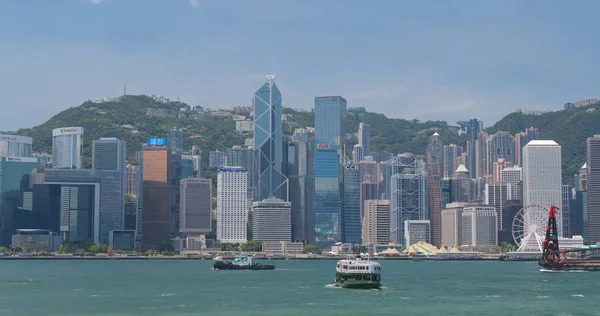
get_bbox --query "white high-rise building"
[252,198,291,243]
[501,166,523,201]
[522,140,563,236]
[0,134,33,158]
[52,127,84,169]
[217,167,248,243]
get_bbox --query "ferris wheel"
[512,204,550,253]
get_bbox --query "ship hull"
[538,260,600,271]
[213,261,275,270]
[335,272,381,289]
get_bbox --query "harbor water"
[0,259,598,315]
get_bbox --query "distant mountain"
[15,94,598,185]
[488,102,600,184]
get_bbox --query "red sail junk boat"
[539,205,600,271]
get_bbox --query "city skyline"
[3,1,600,130]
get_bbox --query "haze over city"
[2,0,600,130]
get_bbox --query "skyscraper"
[442,144,463,178]
[0,135,33,158]
[167,128,184,154]
[501,166,523,202]
[253,75,288,201]
[313,96,347,247]
[315,96,347,155]
[523,140,563,236]
[389,154,427,244]
[314,143,341,247]
[586,135,600,244]
[342,163,361,243]
[352,144,364,164]
[487,131,516,173]
[427,132,444,246]
[217,167,248,243]
[252,198,291,243]
[467,119,483,179]
[515,127,538,166]
[475,131,489,179]
[92,137,127,232]
[209,150,226,168]
[358,122,370,156]
[141,145,172,249]
[227,146,254,193]
[362,200,390,245]
[287,139,314,243]
[179,178,211,236]
[52,127,84,169]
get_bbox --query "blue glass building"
[342,164,361,243]
[253,75,288,201]
[314,144,340,246]
[314,96,347,147]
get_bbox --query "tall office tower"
[126,165,138,197]
[342,163,361,243]
[487,131,516,174]
[501,166,523,202]
[404,220,431,246]
[461,206,498,247]
[0,135,33,157]
[52,127,84,169]
[389,154,427,244]
[492,158,513,183]
[587,135,600,244]
[253,75,288,201]
[252,198,291,243]
[59,185,94,241]
[562,184,573,238]
[442,144,463,178]
[352,144,364,164]
[209,150,226,168]
[179,178,211,236]
[314,96,347,156]
[467,119,483,179]
[523,140,563,236]
[135,151,143,247]
[452,164,472,203]
[92,137,127,230]
[314,143,341,247]
[141,145,172,249]
[0,157,41,245]
[515,127,538,166]
[226,146,254,193]
[426,132,444,246]
[313,96,346,247]
[217,167,248,243]
[362,200,390,245]
[485,183,508,237]
[580,163,588,191]
[287,139,314,243]
[475,132,489,179]
[358,122,370,156]
[167,128,184,154]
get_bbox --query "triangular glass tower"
[253,75,288,201]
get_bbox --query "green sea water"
[0,260,597,315]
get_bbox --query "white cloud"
[90,0,102,4]
[189,0,199,8]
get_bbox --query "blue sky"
[1,0,599,130]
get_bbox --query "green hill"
[488,102,600,184]
[16,95,246,168]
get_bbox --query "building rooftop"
[526,140,559,146]
[455,164,468,173]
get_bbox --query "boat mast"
[541,205,560,263]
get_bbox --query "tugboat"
[335,255,381,289]
[213,253,275,270]
[539,205,600,271]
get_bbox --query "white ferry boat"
[335,255,381,289]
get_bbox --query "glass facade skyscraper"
[168,128,184,154]
[0,135,33,158]
[314,145,340,247]
[253,75,288,201]
[342,163,361,243]
[52,127,84,169]
[314,96,347,148]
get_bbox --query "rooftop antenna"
[123,81,127,96]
